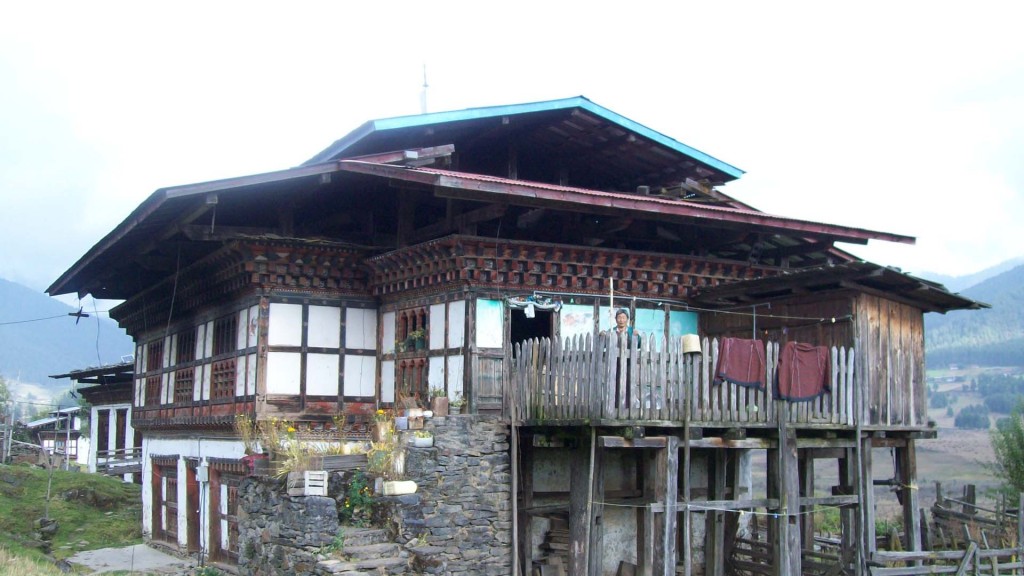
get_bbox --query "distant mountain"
[0,278,133,397]
[925,264,1024,368]
[919,256,1024,293]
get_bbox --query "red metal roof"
[338,160,915,246]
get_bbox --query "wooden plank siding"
[854,295,925,428]
[512,333,862,428]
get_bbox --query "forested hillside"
[925,264,1024,367]
[0,279,132,392]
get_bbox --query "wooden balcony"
[96,447,143,476]
[511,332,862,430]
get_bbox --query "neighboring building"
[51,361,141,482]
[25,406,84,465]
[47,97,984,575]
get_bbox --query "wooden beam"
[569,444,589,575]
[899,441,922,556]
[411,201,507,242]
[180,224,282,242]
[588,442,606,576]
[656,436,679,576]
[599,436,668,449]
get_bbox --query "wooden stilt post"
[840,447,857,569]
[569,437,590,576]
[517,436,534,576]
[898,440,921,555]
[860,435,876,566]
[799,450,815,550]
[706,449,727,576]
[776,401,801,576]
[655,436,679,576]
[682,398,693,576]
[588,440,606,576]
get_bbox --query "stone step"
[339,526,391,547]
[342,541,401,560]
[320,555,409,574]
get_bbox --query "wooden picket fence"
[511,332,856,427]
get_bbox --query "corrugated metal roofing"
[304,96,745,184]
[338,160,915,246]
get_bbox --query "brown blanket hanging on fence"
[714,337,766,390]
[775,341,830,401]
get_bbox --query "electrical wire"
[0,308,115,326]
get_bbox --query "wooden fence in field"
[511,332,857,427]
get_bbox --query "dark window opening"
[510,308,553,350]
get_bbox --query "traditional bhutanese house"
[24,406,85,465]
[51,361,141,482]
[47,97,984,575]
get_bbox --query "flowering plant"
[373,408,390,423]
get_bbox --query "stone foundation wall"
[400,415,513,575]
[236,415,513,576]
[237,476,339,576]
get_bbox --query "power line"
[0,309,114,327]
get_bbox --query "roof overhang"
[304,96,745,183]
[337,160,915,246]
[692,261,989,314]
[50,361,135,386]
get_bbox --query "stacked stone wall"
[399,415,513,575]
[237,415,513,576]
[237,476,339,576]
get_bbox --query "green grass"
[0,463,142,563]
[0,545,67,576]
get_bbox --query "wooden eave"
[692,262,989,314]
[337,160,916,247]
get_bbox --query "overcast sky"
[2,2,1022,308]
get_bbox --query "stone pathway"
[66,544,195,574]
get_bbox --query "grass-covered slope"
[0,464,141,564]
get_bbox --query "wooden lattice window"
[173,329,196,404]
[145,340,164,407]
[210,316,238,400]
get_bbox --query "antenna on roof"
[420,63,429,114]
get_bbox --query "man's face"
[616,313,629,329]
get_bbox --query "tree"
[954,404,990,429]
[990,402,1024,496]
[0,376,10,408]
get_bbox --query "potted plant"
[372,409,393,443]
[412,430,433,448]
[408,328,426,350]
[395,339,407,353]
[449,392,465,415]
[429,385,448,416]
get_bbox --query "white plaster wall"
[236,308,249,351]
[307,353,339,395]
[266,352,301,394]
[345,308,376,350]
[268,303,303,346]
[448,301,465,348]
[310,305,341,348]
[89,406,100,473]
[428,356,444,391]
[429,303,445,350]
[382,311,396,354]
[447,355,464,398]
[344,355,376,397]
[381,360,395,402]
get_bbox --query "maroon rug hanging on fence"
[714,337,767,390]
[775,341,830,401]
